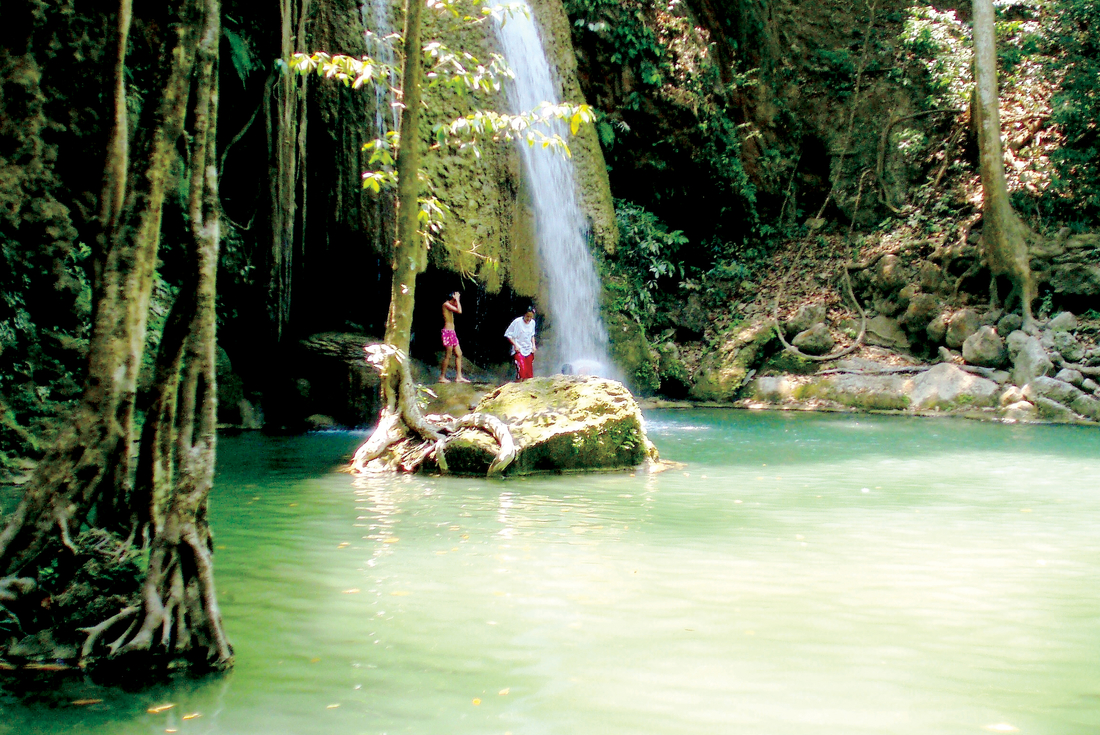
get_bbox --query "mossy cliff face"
[436,376,653,475]
[401,0,616,299]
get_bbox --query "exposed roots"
[352,351,516,477]
[87,524,232,670]
[773,268,868,363]
[352,410,518,477]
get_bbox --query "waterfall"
[360,0,400,136]
[493,4,612,376]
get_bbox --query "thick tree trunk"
[0,0,200,575]
[1,0,231,673]
[108,0,231,669]
[972,0,1035,327]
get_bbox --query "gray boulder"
[897,284,920,310]
[1055,368,1084,387]
[962,326,1007,368]
[690,318,777,401]
[1072,394,1100,421]
[784,304,827,337]
[919,261,945,293]
[873,254,907,292]
[1002,400,1038,421]
[1005,330,1030,360]
[902,293,940,333]
[1030,395,1078,422]
[997,313,1023,336]
[999,385,1027,406]
[1023,376,1086,407]
[926,312,949,344]
[866,315,909,350]
[909,363,1000,409]
[1082,378,1100,394]
[1048,311,1078,332]
[1051,330,1085,363]
[792,323,835,355]
[1011,335,1054,387]
[945,309,981,349]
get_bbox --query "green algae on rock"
[427,375,657,476]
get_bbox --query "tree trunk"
[0,0,200,575]
[0,0,231,673]
[972,0,1035,327]
[268,0,312,342]
[351,0,445,471]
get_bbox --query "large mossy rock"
[690,318,777,401]
[436,376,655,475]
[606,312,660,394]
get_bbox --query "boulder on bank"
[434,376,656,475]
[690,318,777,401]
[1009,333,1055,387]
[784,304,827,337]
[791,323,834,355]
[749,363,999,412]
[962,326,1007,368]
[945,309,981,349]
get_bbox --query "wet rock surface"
[437,376,656,475]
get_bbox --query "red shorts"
[513,352,534,380]
[441,329,459,347]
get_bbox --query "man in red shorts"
[440,291,469,383]
[504,306,537,381]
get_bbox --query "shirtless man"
[440,291,470,383]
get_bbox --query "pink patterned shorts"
[441,329,459,347]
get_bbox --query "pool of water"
[5,410,1100,734]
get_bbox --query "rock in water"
[437,376,657,475]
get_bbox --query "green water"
[5,410,1100,734]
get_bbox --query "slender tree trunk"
[972,0,1035,326]
[269,0,311,342]
[351,0,444,471]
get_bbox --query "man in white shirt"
[504,306,537,381]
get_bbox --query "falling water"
[493,4,611,374]
[360,0,400,135]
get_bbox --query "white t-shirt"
[505,316,536,356]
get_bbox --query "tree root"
[876,108,957,214]
[354,411,518,477]
[352,349,516,477]
[78,606,138,659]
[773,268,868,363]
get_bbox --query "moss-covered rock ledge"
[425,376,658,476]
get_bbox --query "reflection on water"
[5,412,1100,734]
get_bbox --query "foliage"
[1045,0,1100,221]
[602,200,687,328]
[289,8,594,256]
[898,6,972,109]
[0,232,90,468]
[565,0,668,81]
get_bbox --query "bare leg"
[455,345,470,382]
[439,347,453,382]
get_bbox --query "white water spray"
[493,4,612,375]
[360,0,400,135]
